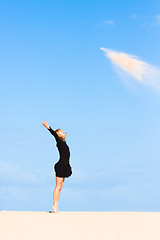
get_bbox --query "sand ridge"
[0,211,160,240]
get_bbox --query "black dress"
[48,126,72,178]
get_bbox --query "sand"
[0,211,160,240]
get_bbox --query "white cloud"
[131,14,138,19]
[0,160,41,184]
[0,186,28,200]
[96,20,115,27]
[104,20,114,25]
[72,168,84,178]
[101,47,160,90]
[62,179,160,211]
[155,15,160,25]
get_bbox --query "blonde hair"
[55,128,67,141]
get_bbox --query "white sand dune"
[0,211,160,240]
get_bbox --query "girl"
[42,121,72,213]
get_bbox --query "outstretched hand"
[42,121,50,129]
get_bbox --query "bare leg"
[52,177,64,213]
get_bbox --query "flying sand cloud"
[101,48,160,90]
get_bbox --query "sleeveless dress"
[48,127,72,178]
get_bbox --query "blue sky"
[1,0,160,211]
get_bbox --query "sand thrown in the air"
[101,47,160,90]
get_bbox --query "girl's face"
[58,130,66,140]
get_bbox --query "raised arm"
[42,121,60,142]
[48,127,61,142]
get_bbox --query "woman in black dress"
[42,121,72,213]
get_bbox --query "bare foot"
[52,204,58,213]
